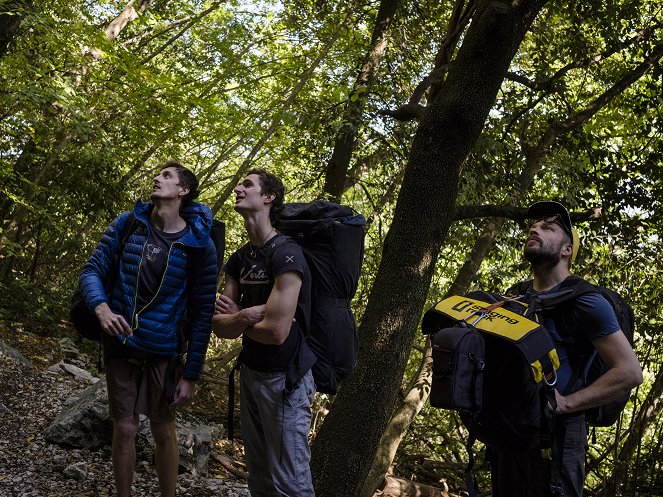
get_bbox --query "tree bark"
[323,0,400,200]
[0,0,32,57]
[310,2,548,495]
[598,368,663,496]
[105,0,153,41]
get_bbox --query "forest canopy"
[1,0,661,496]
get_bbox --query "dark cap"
[527,201,573,237]
[527,201,580,263]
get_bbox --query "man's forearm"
[244,318,290,345]
[557,365,642,414]
[212,311,251,339]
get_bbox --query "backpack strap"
[227,353,243,440]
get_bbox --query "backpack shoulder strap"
[263,232,290,278]
[506,280,533,297]
[113,213,139,264]
[120,213,139,242]
[530,276,597,311]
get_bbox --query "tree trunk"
[323,0,400,200]
[599,368,663,496]
[0,0,32,57]
[310,2,548,495]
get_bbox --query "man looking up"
[79,161,217,496]
[213,169,316,497]
[490,201,642,497]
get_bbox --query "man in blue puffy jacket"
[79,161,217,497]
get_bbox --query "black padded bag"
[276,200,366,394]
[430,327,485,411]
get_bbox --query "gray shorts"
[240,365,316,497]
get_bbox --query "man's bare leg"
[112,415,140,497]
[150,420,179,497]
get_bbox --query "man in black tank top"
[213,169,315,496]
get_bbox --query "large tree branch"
[453,204,601,223]
[105,0,153,41]
[505,22,663,91]
[379,0,475,122]
[323,0,400,200]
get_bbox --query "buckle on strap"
[544,370,557,387]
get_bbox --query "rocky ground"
[0,323,250,497]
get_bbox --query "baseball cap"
[527,201,580,262]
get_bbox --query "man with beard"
[489,201,642,497]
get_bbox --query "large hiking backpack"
[179,218,226,345]
[507,276,636,427]
[423,292,559,450]
[276,200,366,394]
[422,292,560,497]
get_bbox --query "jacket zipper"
[132,241,187,332]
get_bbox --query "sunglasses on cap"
[528,214,562,226]
[527,214,573,237]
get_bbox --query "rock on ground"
[0,349,249,497]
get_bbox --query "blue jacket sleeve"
[182,242,217,380]
[79,212,132,311]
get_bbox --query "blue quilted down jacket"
[80,200,217,381]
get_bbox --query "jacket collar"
[133,199,213,248]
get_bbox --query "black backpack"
[276,200,366,394]
[422,292,559,497]
[507,276,636,427]
[226,200,365,440]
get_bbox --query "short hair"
[161,160,199,203]
[246,168,285,223]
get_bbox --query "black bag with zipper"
[276,200,366,394]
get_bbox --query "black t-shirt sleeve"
[224,248,241,281]
[270,240,307,279]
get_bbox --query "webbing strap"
[538,384,557,452]
[464,419,479,497]
[227,356,242,440]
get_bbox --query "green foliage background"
[1,0,661,495]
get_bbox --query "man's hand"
[95,302,132,337]
[170,378,195,407]
[215,295,241,315]
[553,389,571,415]
[241,305,266,325]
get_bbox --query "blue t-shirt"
[530,283,621,393]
